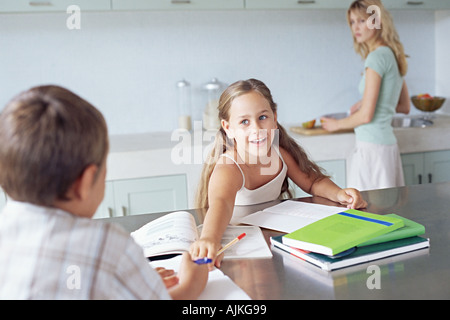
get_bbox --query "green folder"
[357,214,425,247]
[282,209,404,256]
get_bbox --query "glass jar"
[202,78,227,130]
[176,79,192,131]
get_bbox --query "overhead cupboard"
[0,0,246,12]
[245,0,355,10]
[1,0,450,13]
[111,0,245,10]
[245,0,450,10]
[0,0,111,12]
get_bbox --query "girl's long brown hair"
[195,79,327,209]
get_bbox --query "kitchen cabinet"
[0,0,111,13]
[245,0,450,10]
[245,0,354,10]
[93,181,115,219]
[384,0,450,10]
[93,174,188,219]
[290,159,346,198]
[111,0,244,11]
[401,150,450,185]
[0,175,187,218]
[2,0,449,13]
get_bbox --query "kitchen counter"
[105,114,450,208]
[109,114,450,160]
[103,181,450,300]
[289,113,450,161]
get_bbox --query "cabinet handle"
[418,174,422,184]
[297,1,316,4]
[407,1,424,5]
[428,173,432,184]
[107,207,114,218]
[29,1,52,6]
[171,0,191,4]
[122,206,127,216]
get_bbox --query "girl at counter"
[190,78,367,268]
[321,0,411,190]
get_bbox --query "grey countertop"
[105,114,450,184]
[108,113,450,159]
[104,181,450,300]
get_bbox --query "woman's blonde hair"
[347,0,408,76]
[194,79,327,209]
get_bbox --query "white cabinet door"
[424,150,450,184]
[401,150,450,186]
[401,153,424,185]
[245,0,450,10]
[245,0,354,10]
[93,181,116,219]
[0,0,111,13]
[113,174,188,216]
[383,0,450,10]
[112,0,244,11]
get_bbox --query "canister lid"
[203,78,226,91]
[176,79,190,87]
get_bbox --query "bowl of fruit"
[411,94,445,112]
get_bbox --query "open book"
[237,200,346,233]
[131,211,272,260]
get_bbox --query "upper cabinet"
[111,0,245,11]
[245,0,354,10]
[245,0,450,10]
[384,0,450,10]
[0,0,111,13]
[1,0,449,13]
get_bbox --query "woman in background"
[321,0,410,190]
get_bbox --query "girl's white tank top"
[221,148,288,206]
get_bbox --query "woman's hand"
[320,117,340,132]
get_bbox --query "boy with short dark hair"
[0,85,207,299]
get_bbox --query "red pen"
[216,233,246,256]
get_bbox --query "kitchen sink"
[391,116,433,128]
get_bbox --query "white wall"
[0,9,437,135]
[436,11,450,114]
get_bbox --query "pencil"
[216,233,246,256]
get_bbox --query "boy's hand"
[155,267,178,289]
[337,188,367,209]
[175,252,209,299]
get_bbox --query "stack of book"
[270,209,429,271]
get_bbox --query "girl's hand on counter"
[336,188,368,209]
